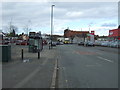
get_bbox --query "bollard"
[49,45,50,49]
[21,48,23,60]
[38,51,40,59]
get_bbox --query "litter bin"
[1,45,11,62]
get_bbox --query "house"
[57,37,64,42]
[22,34,29,40]
[64,29,90,43]
[72,35,85,43]
[97,36,108,41]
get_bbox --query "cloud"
[53,2,118,19]
[66,11,83,18]
[1,2,118,35]
[101,23,117,27]
[91,26,117,36]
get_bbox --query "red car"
[21,40,28,45]
[16,40,22,45]
[43,40,47,45]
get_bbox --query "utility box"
[29,32,43,53]
[1,45,11,62]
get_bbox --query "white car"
[101,41,109,47]
[94,41,101,46]
[84,41,94,46]
[110,41,119,48]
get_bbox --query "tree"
[5,25,18,37]
[4,21,18,36]
[13,29,15,36]
[6,25,18,37]
[23,20,32,35]
[10,25,18,33]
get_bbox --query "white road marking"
[50,59,58,88]
[97,56,114,63]
[86,63,102,67]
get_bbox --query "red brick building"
[64,29,89,38]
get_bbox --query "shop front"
[108,29,120,41]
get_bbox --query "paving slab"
[2,45,58,88]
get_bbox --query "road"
[57,44,118,88]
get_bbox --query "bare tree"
[10,25,18,33]
[23,20,32,35]
[3,19,18,37]
[4,18,18,34]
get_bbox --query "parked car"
[56,42,60,45]
[43,40,47,45]
[109,41,119,48]
[56,42,64,45]
[88,41,95,46]
[94,41,101,46]
[59,42,64,45]
[51,42,57,46]
[101,41,109,47]
[84,41,94,47]
[16,40,23,45]
[78,42,84,46]
[21,40,28,45]
[4,40,10,45]
[108,41,114,47]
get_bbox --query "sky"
[1,1,119,36]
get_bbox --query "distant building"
[73,35,83,43]
[64,29,90,43]
[97,36,108,41]
[51,35,63,41]
[57,37,64,42]
[22,35,29,40]
[41,34,51,44]
[108,28,120,41]
[64,29,89,38]
[41,34,50,40]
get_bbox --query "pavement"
[2,45,58,88]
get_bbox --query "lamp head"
[52,5,55,7]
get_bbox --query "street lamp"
[88,24,91,33]
[51,5,55,48]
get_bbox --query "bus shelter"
[29,32,43,53]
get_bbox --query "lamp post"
[51,5,55,49]
[88,24,91,33]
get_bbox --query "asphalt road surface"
[57,44,118,88]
